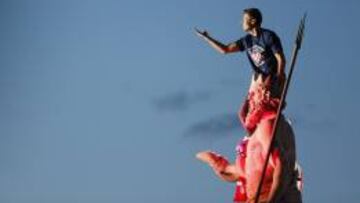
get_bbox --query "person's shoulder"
[261,28,279,38]
[236,34,251,47]
[239,33,252,41]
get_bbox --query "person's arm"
[255,119,285,202]
[214,164,240,182]
[267,151,283,202]
[195,28,241,54]
[196,151,243,182]
[274,51,286,86]
[269,32,286,86]
[250,118,279,202]
[245,157,282,203]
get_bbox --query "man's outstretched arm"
[195,28,240,54]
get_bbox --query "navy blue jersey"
[236,28,283,77]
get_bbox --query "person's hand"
[211,155,229,174]
[196,150,216,165]
[196,151,229,173]
[194,27,209,40]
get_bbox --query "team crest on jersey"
[248,44,265,67]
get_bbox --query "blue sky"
[0,0,359,202]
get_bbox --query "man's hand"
[193,27,239,54]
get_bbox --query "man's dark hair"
[243,8,262,26]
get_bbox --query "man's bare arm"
[195,28,240,54]
[274,52,286,85]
